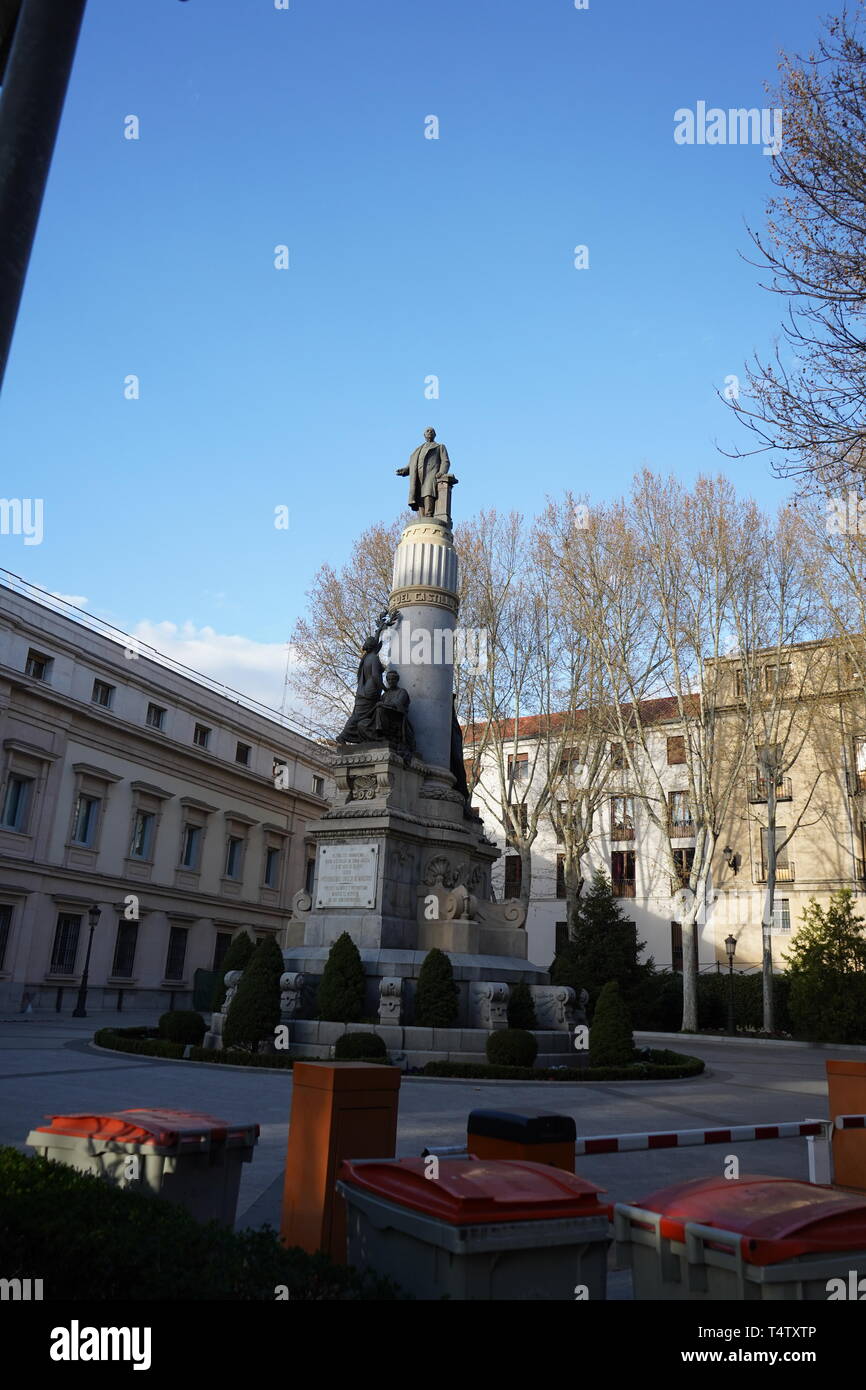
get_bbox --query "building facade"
[0,583,331,1012]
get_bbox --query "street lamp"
[72,903,101,1018]
[725,933,737,1036]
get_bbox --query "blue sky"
[0,0,828,708]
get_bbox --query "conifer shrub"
[211,930,255,1011]
[316,932,366,1023]
[589,981,634,1066]
[506,981,537,1030]
[414,948,459,1027]
[222,935,284,1051]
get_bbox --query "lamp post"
[725,933,737,1036]
[72,903,101,1017]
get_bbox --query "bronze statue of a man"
[397,427,454,518]
[336,635,384,744]
[374,669,414,756]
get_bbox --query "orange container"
[280,1061,401,1262]
[466,1110,576,1172]
[826,1060,866,1192]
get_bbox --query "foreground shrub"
[317,932,366,1023]
[223,935,284,1051]
[158,1010,206,1045]
[0,1148,402,1300]
[334,1031,388,1061]
[414,948,459,1027]
[589,981,634,1066]
[786,891,866,1043]
[422,1048,704,1082]
[486,1028,538,1067]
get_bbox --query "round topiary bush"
[589,980,634,1066]
[158,1010,206,1045]
[506,981,537,1030]
[414,948,459,1027]
[486,1028,538,1067]
[334,1031,388,1061]
[212,930,255,1011]
[222,935,285,1051]
[316,932,366,1023]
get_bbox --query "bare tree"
[727,2,866,490]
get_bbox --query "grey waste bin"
[614,1173,866,1300]
[337,1156,610,1300]
[26,1107,259,1226]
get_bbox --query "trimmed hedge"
[334,1032,388,1061]
[0,1147,403,1300]
[422,1048,704,1082]
[486,1028,538,1067]
[94,1029,295,1069]
[630,969,793,1035]
[94,1029,185,1059]
[589,981,634,1066]
[158,1010,206,1045]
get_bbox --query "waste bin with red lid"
[613,1173,866,1300]
[25,1108,259,1227]
[336,1157,610,1300]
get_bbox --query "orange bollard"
[466,1110,576,1172]
[826,1060,866,1192]
[280,1061,401,1262]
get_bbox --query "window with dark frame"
[312,775,325,797]
[507,752,529,784]
[610,795,634,839]
[146,703,166,731]
[672,846,695,889]
[555,854,566,898]
[611,849,636,897]
[504,854,522,896]
[669,789,692,832]
[180,823,202,870]
[92,679,114,708]
[111,920,138,978]
[264,845,280,887]
[129,810,155,860]
[70,794,101,847]
[50,914,81,974]
[555,921,569,954]
[193,723,211,749]
[1,774,32,832]
[25,649,51,681]
[855,736,866,793]
[225,836,243,879]
[667,735,686,765]
[236,742,251,766]
[164,926,188,981]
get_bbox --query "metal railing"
[748,777,792,803]
[611,876,637,898]
[756,862,795,882]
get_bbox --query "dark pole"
[727,958,735,1036]
[72,904,100,1018]
[0,0,88,393]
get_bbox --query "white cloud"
[130,619,301,714]
[51,592,88,607]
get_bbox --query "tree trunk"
[761,776,777,1033]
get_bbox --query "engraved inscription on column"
[315,843,379,909]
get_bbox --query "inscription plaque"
[315,843,379,909]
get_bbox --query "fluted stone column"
[387,518,458,770]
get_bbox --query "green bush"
[158,1010,206,1045]
[485,1028,538,1067]
[551,870,654,1013]
[95,1030,185,1059]
[222,935,285,1052]
[414,948,459,1027]
[316,932,366,1023]
[506,981,537,1030]
[187,1047,295,1069]
[0,1147,403,1300]
[631,970,683,1031]
[422,1047,704,1082]
[629,969,794,1035]
[211,930,255,1012]
[785,891,866,1043]
[589,981,634,1066]
[334,1031,388,1061]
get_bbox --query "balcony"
[748,777,792,804]
[611,876,637,898]
[668,817,695,838]
[847,771,866,797]
[610,823,635,842]
[757,862,795,883]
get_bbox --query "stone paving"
[1,1008,860,1298]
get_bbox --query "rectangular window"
[180,823,202,870]
[213,931,232,974]
[225,836,243,879]
[504,854,522,897]
[855,737,866,793]
[669,789,693,833]
[0,904,12,970]
[129,810,155,860]
[25,649,51,681]
[765,663,791,691]
[760,824,789,870]
[146,703,166,730]
[559,750,581,777]
[71,794,100,847]
[165,926,188,981]
[235,742,251,766]
[555,854,566,899]
[264,845,280,887]
[507,752,529,784]
[312,774,325,797]
[92,679,114,708]
[111,920,138,977]
[50,913,81,974]
[555,921,569,955]
[667,735,686,765]
[193,723,211,749]
[610,741,634,770]
[1,774,32,831]
[610,795,635,840]
[771,898,791,933]
[672,846,695,889]
[611,849,636,897]
[505,801,528,848]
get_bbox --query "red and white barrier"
[574,1120,827,1156]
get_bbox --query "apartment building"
[0,580,331,1012]
[465,649,866,972]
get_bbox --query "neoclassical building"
[0,582,331,1012]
